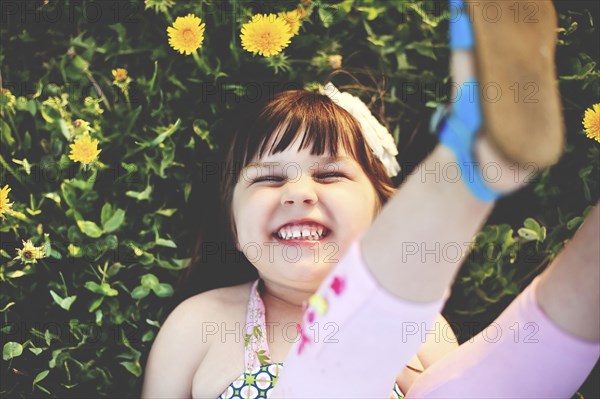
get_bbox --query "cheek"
[232,190,278,239]
[332,186,377,231]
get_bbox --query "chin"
[285,261,336,287]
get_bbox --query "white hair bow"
[318,82,401,177]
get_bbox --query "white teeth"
[275,224,328,241]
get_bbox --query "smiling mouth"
[271,227,331,242]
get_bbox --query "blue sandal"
[432,0,564,202]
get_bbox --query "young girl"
[142,1,599,397]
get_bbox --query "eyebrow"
[244,156,353,170]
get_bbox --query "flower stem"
[192,51,210,75]
[0,154,24,185]
[164,9,174,23]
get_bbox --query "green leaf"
[88,296,104,312]
[149,61,159,92]
[72,55,90,71]
[318,6,334,28]
[126,185,152,201]
[567,216,583,230]
[356,6,386,20]
[517,228,539,242]
[131,286,150,299]
[141,274,159,288]
[142,330,155,342]
[101,203,113,226]
[539,226,547,242]
[107,262,125,277]
[33,370,50,386]
[155,237,177,248]
[148,119,181,147]
[68,244,81,257]
[155,208,177,217]
[103,209,125,233]
[45,330,54,346]
[3,342,23,360]
[408,2,443,27]
[77,220,103,238]
[192,119,216,151]
[155,257,190,270]
[49,290,77,311]
[29,347,43,356]
[6,270,25,279]
[152,283,174,298]
[0,119,15,148]
[84,281,118,296]
[146,319,161,328]
[120,361,142,377]
[0,302,15,312]
[406,41,437,60]
[523,217,541,232]
[61,182,78,210]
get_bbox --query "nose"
[281,176,318,206]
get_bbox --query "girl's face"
[231,130,379,292]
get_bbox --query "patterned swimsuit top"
[218,279,404,399]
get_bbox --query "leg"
[272,1,564,396]
[406,204,600,398]
[536,203,600,341]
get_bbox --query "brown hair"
[219,89,397,246]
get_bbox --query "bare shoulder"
[141,281,253,398]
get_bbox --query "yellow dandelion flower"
[69,134,101,166]
[327,54,343,69]
[167,14,206,55]
[278,8,306,36]
[0,185,13,219]
[112,68,128,82]
[15,239,46,265]
[240,14,294,57]
[583,103,600,143]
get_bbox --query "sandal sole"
[469,0,564,167]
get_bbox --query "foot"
[451,50,531,195]
[469,0,564,168]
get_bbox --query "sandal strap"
[434,79,503,202]
[434,2,502,202]
[450,0,474,50]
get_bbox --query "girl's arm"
[141,295,213,398]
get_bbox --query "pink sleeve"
[406,276,600,398]
[271,237,448,398]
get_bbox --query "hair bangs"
[244,91,363,168]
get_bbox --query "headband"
[318,83,401,177]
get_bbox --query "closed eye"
[317,173,346,180]
[251,176,284,183]
[251,173,346,184]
